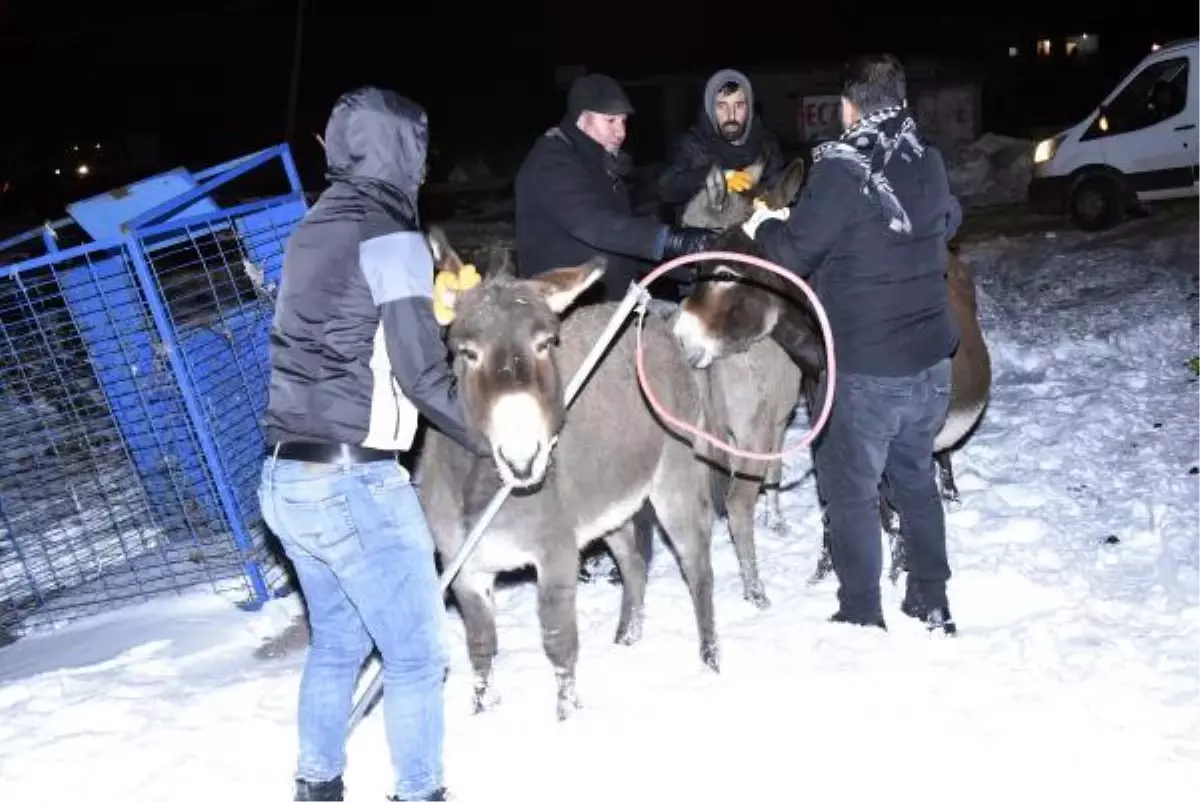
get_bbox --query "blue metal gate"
[0,145,307,637]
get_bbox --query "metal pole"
[346,281,650,733]
[284,0,308,147]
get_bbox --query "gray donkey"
[678,164,808,609]
[415,228,719,721]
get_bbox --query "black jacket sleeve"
[756,159,859,279]
[379,298,486,454]
[758,129,787,190]
[925,148,962,242]
[530,146,665,262]
[657,130,712,206]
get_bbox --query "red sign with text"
[799,95,841,142]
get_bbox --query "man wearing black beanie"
[514,73,718,305]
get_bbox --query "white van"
[1027,37,1198,230]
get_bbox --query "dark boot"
[829,609,887,631]
[388,789,448,801]
[901,582,957,636]
[295,776,344,801]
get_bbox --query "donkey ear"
[758,157,807,210]
[527,257,606,314]
[743,158,766,187]
[487,243,516,278]
[426,225,464,273]
[703,163,727,208]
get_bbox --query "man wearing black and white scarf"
[742,54,962,634]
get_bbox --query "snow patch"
[945,133,1035,208]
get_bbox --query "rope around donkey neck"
[633,250,837,460]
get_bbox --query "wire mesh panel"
[132,194,305,598]
[0,242,249,634]
[0,144,306,638]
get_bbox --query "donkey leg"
[807,435,837,585]
[653,449,720,672]
[808,511,836,586]
[534,546,583,721]
[880,477,907,586]
[726,467,770,609]
[936,450,961,507]
[759,460,786,534]
[450,569,500,714]
[604,522,650,646]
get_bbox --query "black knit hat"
[567,74,635,116]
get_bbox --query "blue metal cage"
[0,145,307,638]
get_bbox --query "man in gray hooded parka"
[657,68,785,216]
[261,86,475,802]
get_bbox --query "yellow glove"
[724,169,754,193]
[432,263,482,325]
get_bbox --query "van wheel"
[1069,174,1126,231]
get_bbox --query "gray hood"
[323,86,429,208]
[703,68,756,147]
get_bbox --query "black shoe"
[901,596,958,636]
[829,609,887,631]
[295,776,344,801]
[388,789,448,801]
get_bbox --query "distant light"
[1009,46,1019,57]
[72,145,79,152]
[1151,43,1162,51]
[1037,39,1053,57]
[1099,116,1109,133]
[1080,33,1089,39]
[77,164,90,176]
[54,168,61,176]
[95,143,101,150]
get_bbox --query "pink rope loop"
[634,250,837,461]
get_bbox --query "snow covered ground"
[1,204,1197,801]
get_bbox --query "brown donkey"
[672,157,992,582]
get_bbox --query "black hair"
[841,53,906,113]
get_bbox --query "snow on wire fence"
[0,145,307,638]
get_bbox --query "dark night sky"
[0,1,1196,173]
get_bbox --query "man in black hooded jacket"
[658,68,786,218]
[260,87,468,802]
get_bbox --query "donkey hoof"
[555,678,581,721]
[471,685,501,715]
[744,587,772,610]
[614,615,644,646]
[555,695,582,721]
[701,642,721,673]
[807,558,834,586]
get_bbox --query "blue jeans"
[258,457,447,800]
[813,358,953,619]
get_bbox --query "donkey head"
[673,156,808,369]
[427,226,604,488]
